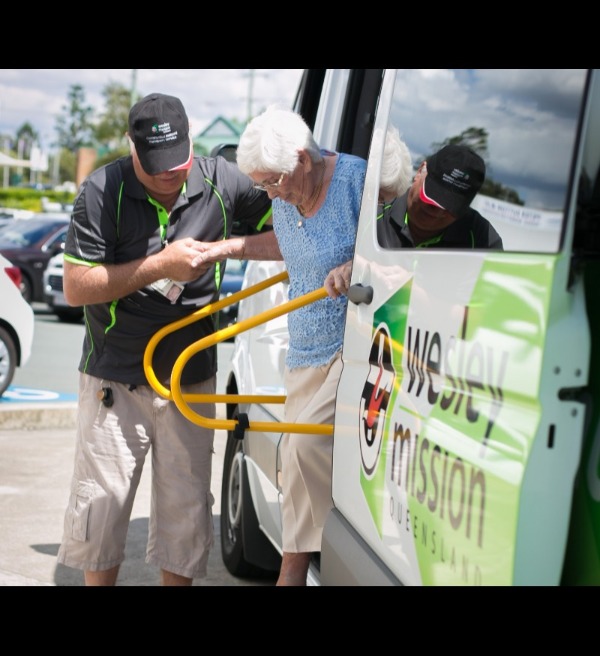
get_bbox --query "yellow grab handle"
[144,269,290,400]
[143,270,334,435]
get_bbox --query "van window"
[382,69,588,253]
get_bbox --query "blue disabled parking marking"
[1,386,78,403]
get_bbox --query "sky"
[0,69,304,152]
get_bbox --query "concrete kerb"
[0,402,78,430]
[0,400,227,430]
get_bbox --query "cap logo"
[146,122,178,146]
[442,168,471,192]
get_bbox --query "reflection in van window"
[383,69,587,253]
[377,143,504,250]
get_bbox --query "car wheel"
[220,405,280,579]
[0,326,17,397]
[20,274,33,304]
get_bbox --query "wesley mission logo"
[359,324,396,478]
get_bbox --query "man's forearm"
[63,256,165,306]
[193,230,283,265]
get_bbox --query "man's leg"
[161,570,193,586]
[85,566,120,586]
[148,378,217,583]
[58,375,150,586]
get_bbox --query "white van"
[159,70,600,585]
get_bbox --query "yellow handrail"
[143,269,333,435]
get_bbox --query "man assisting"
[57,93,280,586]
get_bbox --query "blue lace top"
[273,151,367,369]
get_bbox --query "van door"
[325,68,595,585]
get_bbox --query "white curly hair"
[379,126,413,198]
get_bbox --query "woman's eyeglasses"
[253,172,286,191]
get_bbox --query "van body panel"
[334,248,589,584]
[324,68,598,585]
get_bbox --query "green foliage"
[55,84,95,150]
[431,127,490,161]
[15,122,39,157]
[58,148,77,185]
[0,188,75,212]
[94,146,129,170]
[93,82,135,149]
[481,179,524,205]
[424,127,524,206]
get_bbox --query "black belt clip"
[97,387,114,408]
[233,413,250,440]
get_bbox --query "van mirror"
[210,143,238,163]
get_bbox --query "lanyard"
[405,212,444,248]
[377,201,394,220]
[146,182,186,248]
[147,197,169,246]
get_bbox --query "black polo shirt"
[377,192,504,249]
[65,155,272,386]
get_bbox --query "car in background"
[217,258,247,336]
[43,254,246,326]
[0,207,35,228]
[0,253,35,397]
[0,213,70,303]
[43,252,83,323]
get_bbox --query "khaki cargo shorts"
[57,372,216,579]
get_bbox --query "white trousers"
[281,351,342,553]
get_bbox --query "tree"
[93,82,133,150]
[427,127,524,206]
[15,122,39,159]
[54,84,95,151]
[58,148,77,185]
[431,127,489,162]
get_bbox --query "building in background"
[193,116,244,157]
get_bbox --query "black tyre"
[220,406,280,579]
[0,326,17,397]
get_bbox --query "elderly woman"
[236,105,367,586]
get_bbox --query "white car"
[43,252,84,323]
[0,253,35,397]
[0,207,35,228]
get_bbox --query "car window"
[43,227,68,251]
[0,218,67,247]
[383,69,588,253]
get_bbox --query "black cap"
[420,145,485,217]
[128,93,192,175]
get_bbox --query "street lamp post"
[243,69,269,124]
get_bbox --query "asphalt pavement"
[0,304,276,586]
[0,413,276,586]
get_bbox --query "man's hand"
[159,238,213,281]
